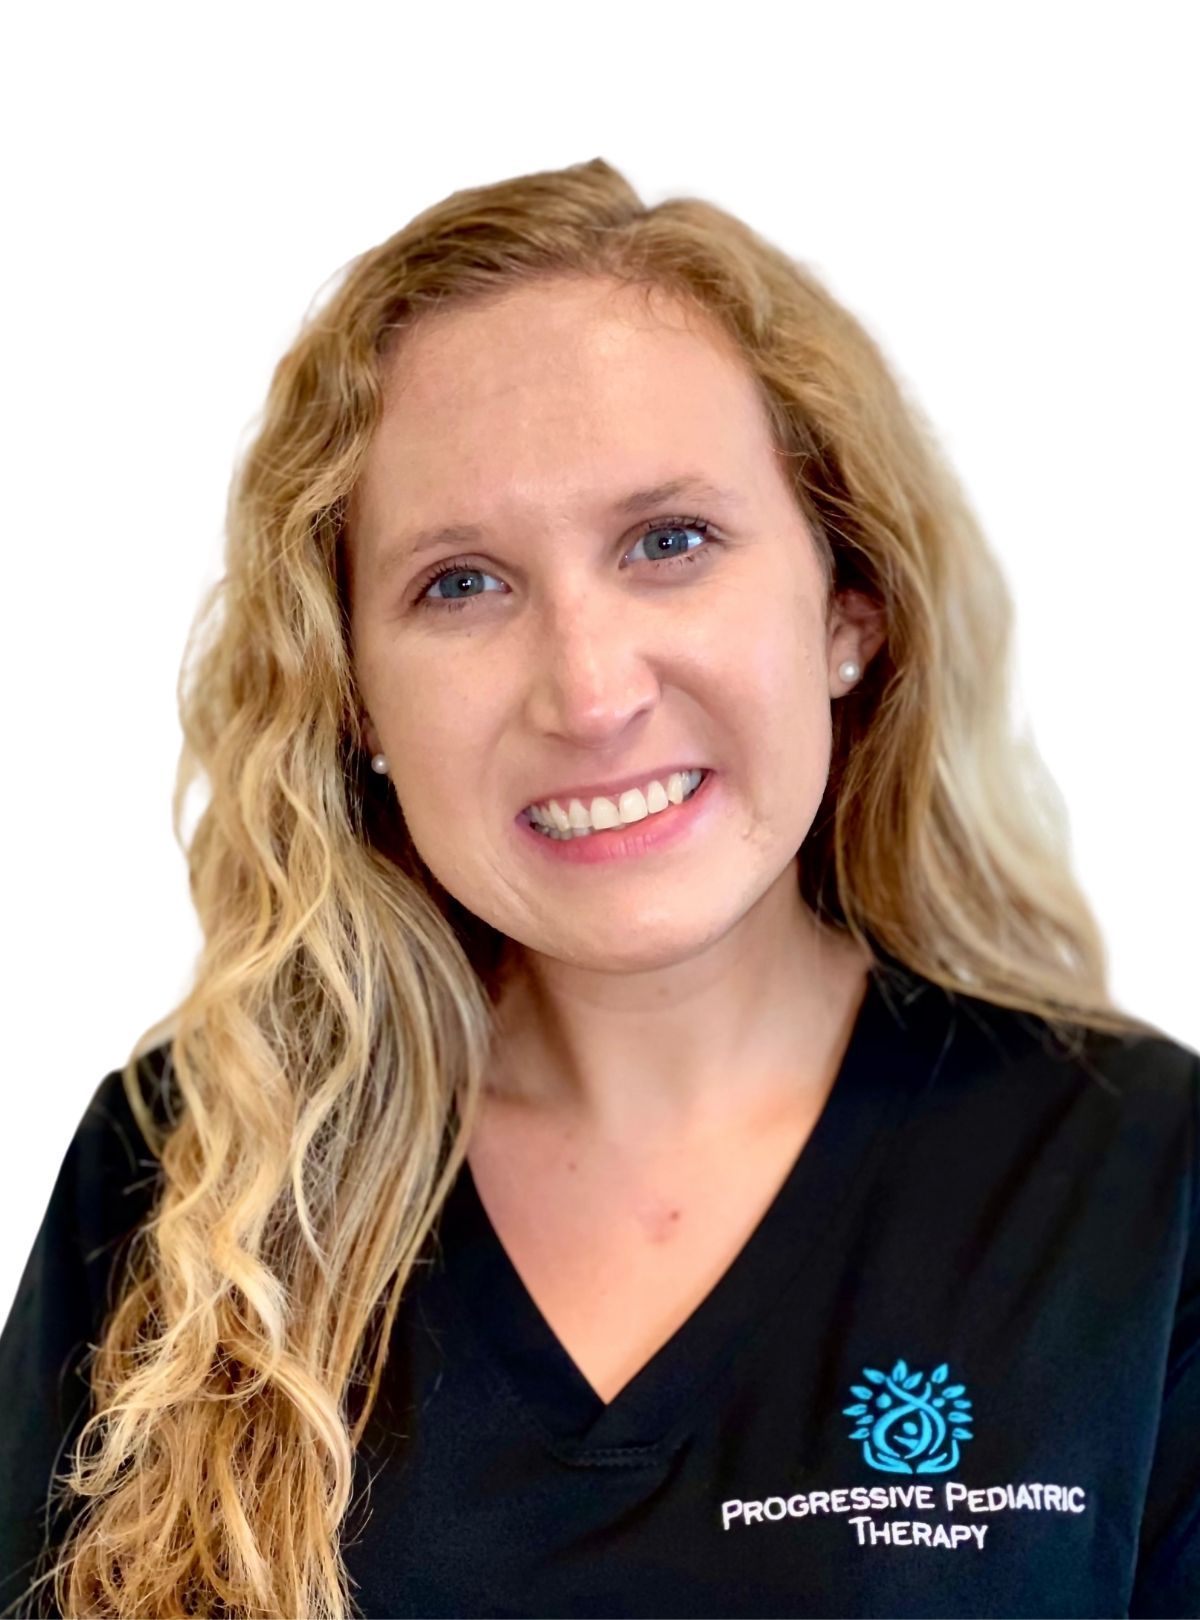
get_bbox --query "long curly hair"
[33,155,1161,1617]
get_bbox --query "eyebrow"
[372,476,745,583]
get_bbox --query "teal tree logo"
[843,1359,973,1474]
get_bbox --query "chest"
[358,1077,1181,1620]
[464,1102,825,1404]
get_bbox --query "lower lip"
[514,771,719,866]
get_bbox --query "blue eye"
[414,516,718,613]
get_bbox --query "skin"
[345,275,887,1158]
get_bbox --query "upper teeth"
[528,769,705,836]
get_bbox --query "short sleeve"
[0,1061,166,1619]
[1129,1053,1200,1618]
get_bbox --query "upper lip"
[519,764,710,815]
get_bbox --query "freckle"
[641,1206,684,1243]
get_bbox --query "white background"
[2,1,1196,1321]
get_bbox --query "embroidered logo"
[843,1359,974,1475]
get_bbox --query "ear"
[827,587,887,689]
[361,714,383,757]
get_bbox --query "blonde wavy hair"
[30,155,1160,1617]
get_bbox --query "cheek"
[377,659,509,868]
[718,587,829,726]
[376,641,499,759]
[714,604,833,835]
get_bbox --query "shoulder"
[883,952,1198,1091]
[8,1041,178,1337]
[949,978,1198,1113]
[60,1041,176,1227]
[2,1040,178,1387]
[879,956,1199,1187]
[0,1042,178,1616]
[72,1040,179,1177]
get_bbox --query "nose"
[524,581,662,745]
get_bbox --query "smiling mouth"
[523,768,712,838]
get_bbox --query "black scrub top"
[2,956,1199,1618]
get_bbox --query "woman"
[1,156,1195,1620]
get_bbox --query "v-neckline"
[434,954,952,1461]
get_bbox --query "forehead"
[381,276,746,407]
[351,278,776,548]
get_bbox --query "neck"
[483,871,873,1147]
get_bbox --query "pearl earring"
[370,753,388,774]
[838,660,861,683]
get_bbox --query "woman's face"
[346,276,875,974]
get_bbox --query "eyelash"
[411,515,718,614]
